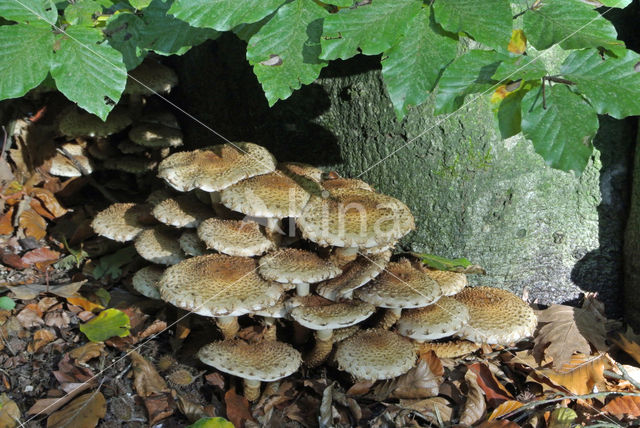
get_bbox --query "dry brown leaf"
[467,362,513,406]
[138,319,167,340]
[346,380,374,396]
[0,393,20,428]
[8,280,87,300]
[16,305,43,328]
[53,354,95,384]
[225,388,255,428]
[397,397,453,424]
[19,209,47,241]
[420,350,444,377]
[489,400,525,421]
[27,383,92,417]
[65,296,103,313]
[0,208,14,235]
[610,329,640,366]
[390,359,441,399]
[143,393,174,425]
[175,392,215,423]
[476,420,521,428]
[21,247,61,266]
[533,300,608,368]
[30,188,67,219]
[46,391,106,428]
[602,395,640,419]
[205,372,225,389]
[460,369,487,426]
[1,253,28,270]
[129,351,168,397]
[69,342,105,365]
[540,354,607,395]
[28,328,56,353]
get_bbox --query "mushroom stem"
[296,282,310,297]
[209,191,221,205]
[305,329,334,368]
[263,316,277,341]
[216,316,239,339]
[243,378,261,402]
[377,308,402,330]
[333,247,358,267]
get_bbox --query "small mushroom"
[178,230,209,257]
[129,123,183,148]
[197,218,276,257]
[49,143,93,177]
[132,265,164,299]
[58,106,132,137]
[91,203,151,242]
[151,194,213,228]
[124,59,178,96]
[317,251,391,301]
[396,296,470,342]
[134,227,185,265]
[416,340,481,359]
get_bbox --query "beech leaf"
[79,308,130,342]
[540,354,607,395]
[460,369,486,427]
[390,359,441,399]
[46,391,106,428]
[0,393,20,428]
[129,350,169,397]
[602,395,640,420]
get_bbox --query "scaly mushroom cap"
[134,227,185,265]
[124,60,178,96]
[197,218,275,257]
[317,251,391,301]
[132,265,164,299]
[157,142,277,192]
[179,230,209,257]
[129,123,183,148]
[419,266,467,296]
[49,143,93,177]
[251,297,288,319]
[158,254,283,317]
[58,107,132,137]
[322,177,373,192]
[258,249,341,285]
[91,203,149,242]
[152,194,213,228]
[279,162,323,182]
[335,329,416,380]
[396,296,470,341]
[288,296,375,330]
[454,286,537,345]
[146,188,174,206]
[355,259,441,309]
[220,172,311,218]
[103,156,157,174]
[298,188,415,248]
[197,339,301,382]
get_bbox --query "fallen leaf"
[53,354,95,384]
[16,305,43,328]
[66,296,103,313]
[468,362,513,406]
[27,383,92,417]
[143,393,174,425]
[176,392,216,423]
[224,388,254,428]
[489,400,524,420]
[19,209,47,241]
[0,296,15,311]
[540,354,607,395]
[477,420,521,428]
[420,350,444,377]
[610,329,640,365]
[69,342,105,365]
[79,308,130,342]
[29,188,67,219]
[460,369,486,426]
[548,407,577,428]
[8,280,86,300]
[346,380,374,396]
[319,382,337,428]
[28,328,56,353]
[205,372,225,389]
[602,395,640,419]
[129,351,168,397]
[390,359,441,399]
[0,208,14,235]
[187,417,234,428]
[1,253,28,270]
[397,397,453,425]
[508,29,527,54]
[46,391,106,428]
[45,310,71,329]
[0,393,20,428]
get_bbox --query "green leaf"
[521,84,598,173]
[92,246,137,279]
[432,0,511,51]
[320,0,422,60]
[323,0,354,6]
[434,50,505,115]
[247,0,328,106]
[232,13,272,42]
[105,12,147,69]
[0,296,15,310]
[495,88,526,139]
[168,0,286,31]
[560,48,640,119]
[597,0,632,7]
[492,55,548,82]
[381,7,457,120]
[0,24,53,99]
[141,0,219,56]
[0,0,57,24]
[51,26,127,120]
[187,417,235,428]
[523,0,623,52]
[64,0,102,26]
[95,288,111,306]
[80,308,131,342]
[417,253,471,271]
[129,0,152,9]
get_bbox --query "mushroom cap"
[58,107,132,137]
[258,249,341,285]
[414,263,468,296]
[157,142,277,192]
[220,172,311,218]
[197,218,275,257]
[298,188,415,248]
[335,329,416,380]
[288,297,375,330]
[103,156,157,174]
[396,296,470,341]
[132,265,164,299]
[197,339,301,382]
[134,227,185,265]
[146,188,174,206]
[250,297,288,318]
[158,254,282,317]
[322,177,373,192]
[49,143,93,177]
[419,340,481,359]
[179,230,209,257]
[278,162,323,182]
[454,286,537,345]
[317,251,391,301]
[152,194,213,228]
[138,110,180,129]
[117,139,147,154]
[88,139,120,160]
[91,203,149,242]
[355,259,441,309]
[129,123,183,148]
[124,60,178,96]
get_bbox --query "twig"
[616,362,640,390]
[56,147,119,203]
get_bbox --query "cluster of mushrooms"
[89,140,538,402]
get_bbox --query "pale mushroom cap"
[289,299,375,330]
[322,177,373,192]
[251,297,288,318]
[134,227,185,265]
[279,162,323,182]
[179,230,209,257]
[197,218,275,257]
[335,329,416,380]
[132,265,164,299]
[157,143,277,192]
[197,339,301,382]
[454,286,537,345]
[124,60,178,96]
[129,123,183,148]
[49,143,93,177]
[355,259,441,309]
[220,172,311,218]
[396,296,470,341]
[258,249,341,285]
[423,268,467,296]
[91,203,149,242]
[152,194,213,228]
[361,242,397,255]
[103,156,157,174]
[298,188,415,248]
[158,254,283,317]
[317,251,391,301]
[59,107,132,137]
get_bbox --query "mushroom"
[58,106,132,137]
[134,227,185,265]
[396,296,470,342]
[411,261,468,296]
[454,286,537,345]
[179,230,209,257]
[129,123,183,148]
[249,297,288,341]
[158,254,283,338]
[278,162,323,183]
[416,340,481,359]
[132,265,164,299]
[151,194,213,228]
[354,258,441,329]
[124,59,178,97]
[197,218,276,257]
[321,177,373,192]
[316,251,391,301]
[197,339,301,401]
[91,203,151,242]
[335,329,416,381]
[49,143,94,177]
[103,156,157,174]
[258,248,341,297]
[287,295,375,367]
